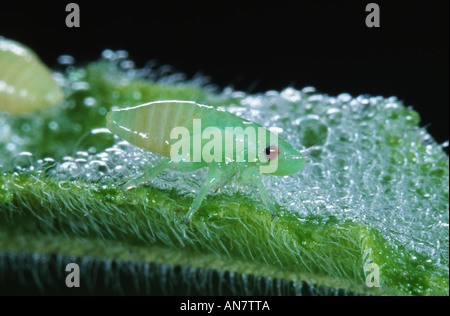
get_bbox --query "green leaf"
[0,56,448,296]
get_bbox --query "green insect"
[0,37,63,114]
[106,100,305,224]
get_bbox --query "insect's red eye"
[265,145,279,161]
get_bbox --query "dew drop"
[48,121,59,131]
[83,97,96,107]
[57,55,75,65]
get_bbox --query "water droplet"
[98,107,107,115]
[280,87,301,103]
[6,142,16,151]
[337,93,352,102]
[20,123,30,133]
[71,81,90,91]
[57,55,75,65]
[120,60,135,69]
[12,152,33,171]
[301,86,316,94]
[48,121,59,131]
[83,97,96,107]
[115,50,129,59]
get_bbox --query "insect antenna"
[298,144,322,159]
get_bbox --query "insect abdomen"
[106,100,207,156]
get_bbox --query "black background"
[1,0,448,146]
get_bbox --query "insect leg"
[246,167,279,218]
[123,158,174,191]
[182,164,224,225]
